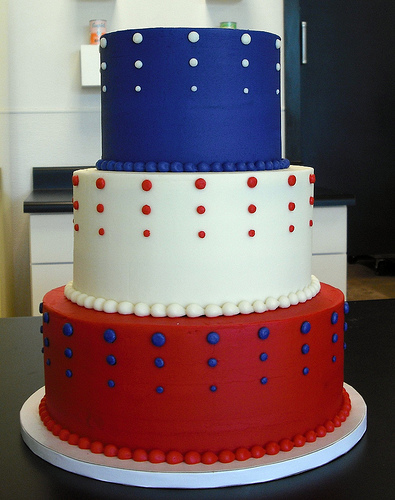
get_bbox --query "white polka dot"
[188,31,200,43]
[241,33,251,45]
[276,39,281,49]
[242,59,249,67]
[134,60,143,69]
[100,37,107,48]
[189,58,198,67]
[101,62,107,70]
[102,85,107,93]
[276,63,281,71]
[191,85,198,92]
[135,85,142,92]
[276,88,280,95]
[243,87,249,94]
[133,32,143,44]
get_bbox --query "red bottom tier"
[40,284,349,464]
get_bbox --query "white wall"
[3,0,284,316]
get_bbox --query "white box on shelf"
[80,45,100,87]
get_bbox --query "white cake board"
[20,384,366,489]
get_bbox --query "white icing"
[188,31,200,43]
[102,86,107,93]
[100,37,107,48]
[242,59,249,67]
[189,58,198,67]
[101,62,107,70]
[135,85,142,92]
[243,88,249,94]
[132,33,143,44]
[191,85,198,92]
[276,39,281,49]
[276,89,280,95]
[241,33,251,45]
[65,276,321,318]
[276,63,281,71]
[134,60,143,69]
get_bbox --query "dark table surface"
[1,299,394,499]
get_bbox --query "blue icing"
[64,348,73,358]
[260,352,268,361]
[208,358,218,367]
[258,327,270,340]
[344,302,350,314]
[106,355,117,365]
[62,323,73,336]
[108,380,115,388]
[300,321,311,334]
[260,377,268,385]
[207,332,220,344]
[104,329,116,343]
[332,334,339,343]
[303,367,309,375]
[331,312,339,324]
[152,332,166,347]
[301,344,310,354]
[155,357,165,368]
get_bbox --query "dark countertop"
[1,299,394,499]
[23,167,356,214]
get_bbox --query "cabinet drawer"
[30,214,73,264]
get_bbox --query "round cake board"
[20,383,366,489]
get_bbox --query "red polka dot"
[309,174,316,184]
[98,228,105,236]
[248,229,255,237]
[195,178,206,190]
[143,230,150,237]
[74,224,79,232]
[247,176,258,188]
[73,200,79,210]
[309,219,313,227]
[96,203,104,213]
[198,231,206,239]
[196,205,206,214]
[288,175,296,186]
[288,202,295,211]
[96,178,105,189]
[72,175,79,186]
[142,179,152,191]
[289,225,295,233]
[309,196,314,205]
[142,204,151,215]
[248,204,257,213]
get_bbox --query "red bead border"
[38,388,351,465]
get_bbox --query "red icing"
[248,204,257,213]
[248,230,255,237]
[197,205,206,214]
[142,179,152,191]
[98,228,105,236]
[288,175,296,186]
[40,284,348,464]
[288,202,295,211]
[73,201,79,210]
[247,177,258,188]
[310,196,314,205]
[309,174,316,184]
[143,229,150,237]
[195,178,206,190]
[289,225,295,233]
[72,175,79,186]
[96,178,105,190]
[96,203,104,213]
[74,224,79,232]
[142,205,151,215]
[198,231,206,238]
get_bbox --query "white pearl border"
[64,276,321,318]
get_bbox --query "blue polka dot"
[39,302,43,314]
[106,355,117,365]
[152,332,166,347]
[260,352,268,361]
[156,386,164,394]
[258,327,270,340]
[260,377,268,385]
[344,322,348,332]
[332,333,338,343]
[344,302,350,314]
[108,380,115,388]
[46,359,51,366]
[64,348,73,358]
[208,358,218,367]
[332,356,337,362]
[104,329,116,343]
[154,357,165,368]
[65,369,72,378]
[303,367,309,375]
[301,321,311,334]
[331,312,338,324]
[301,344,310,354]
[43,312,49,324]
[40,326,43,334]
[344,342,347,350]
[44,337,50,347]
[63,323,73,336]
[207,332,220,345]
[210,385,217,392]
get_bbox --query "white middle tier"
[69,166,318,317]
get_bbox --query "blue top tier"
[98,28,288,172]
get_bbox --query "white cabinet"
[312,205,348,296]
[29,213,73,316]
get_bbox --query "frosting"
[64,275,321,317]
